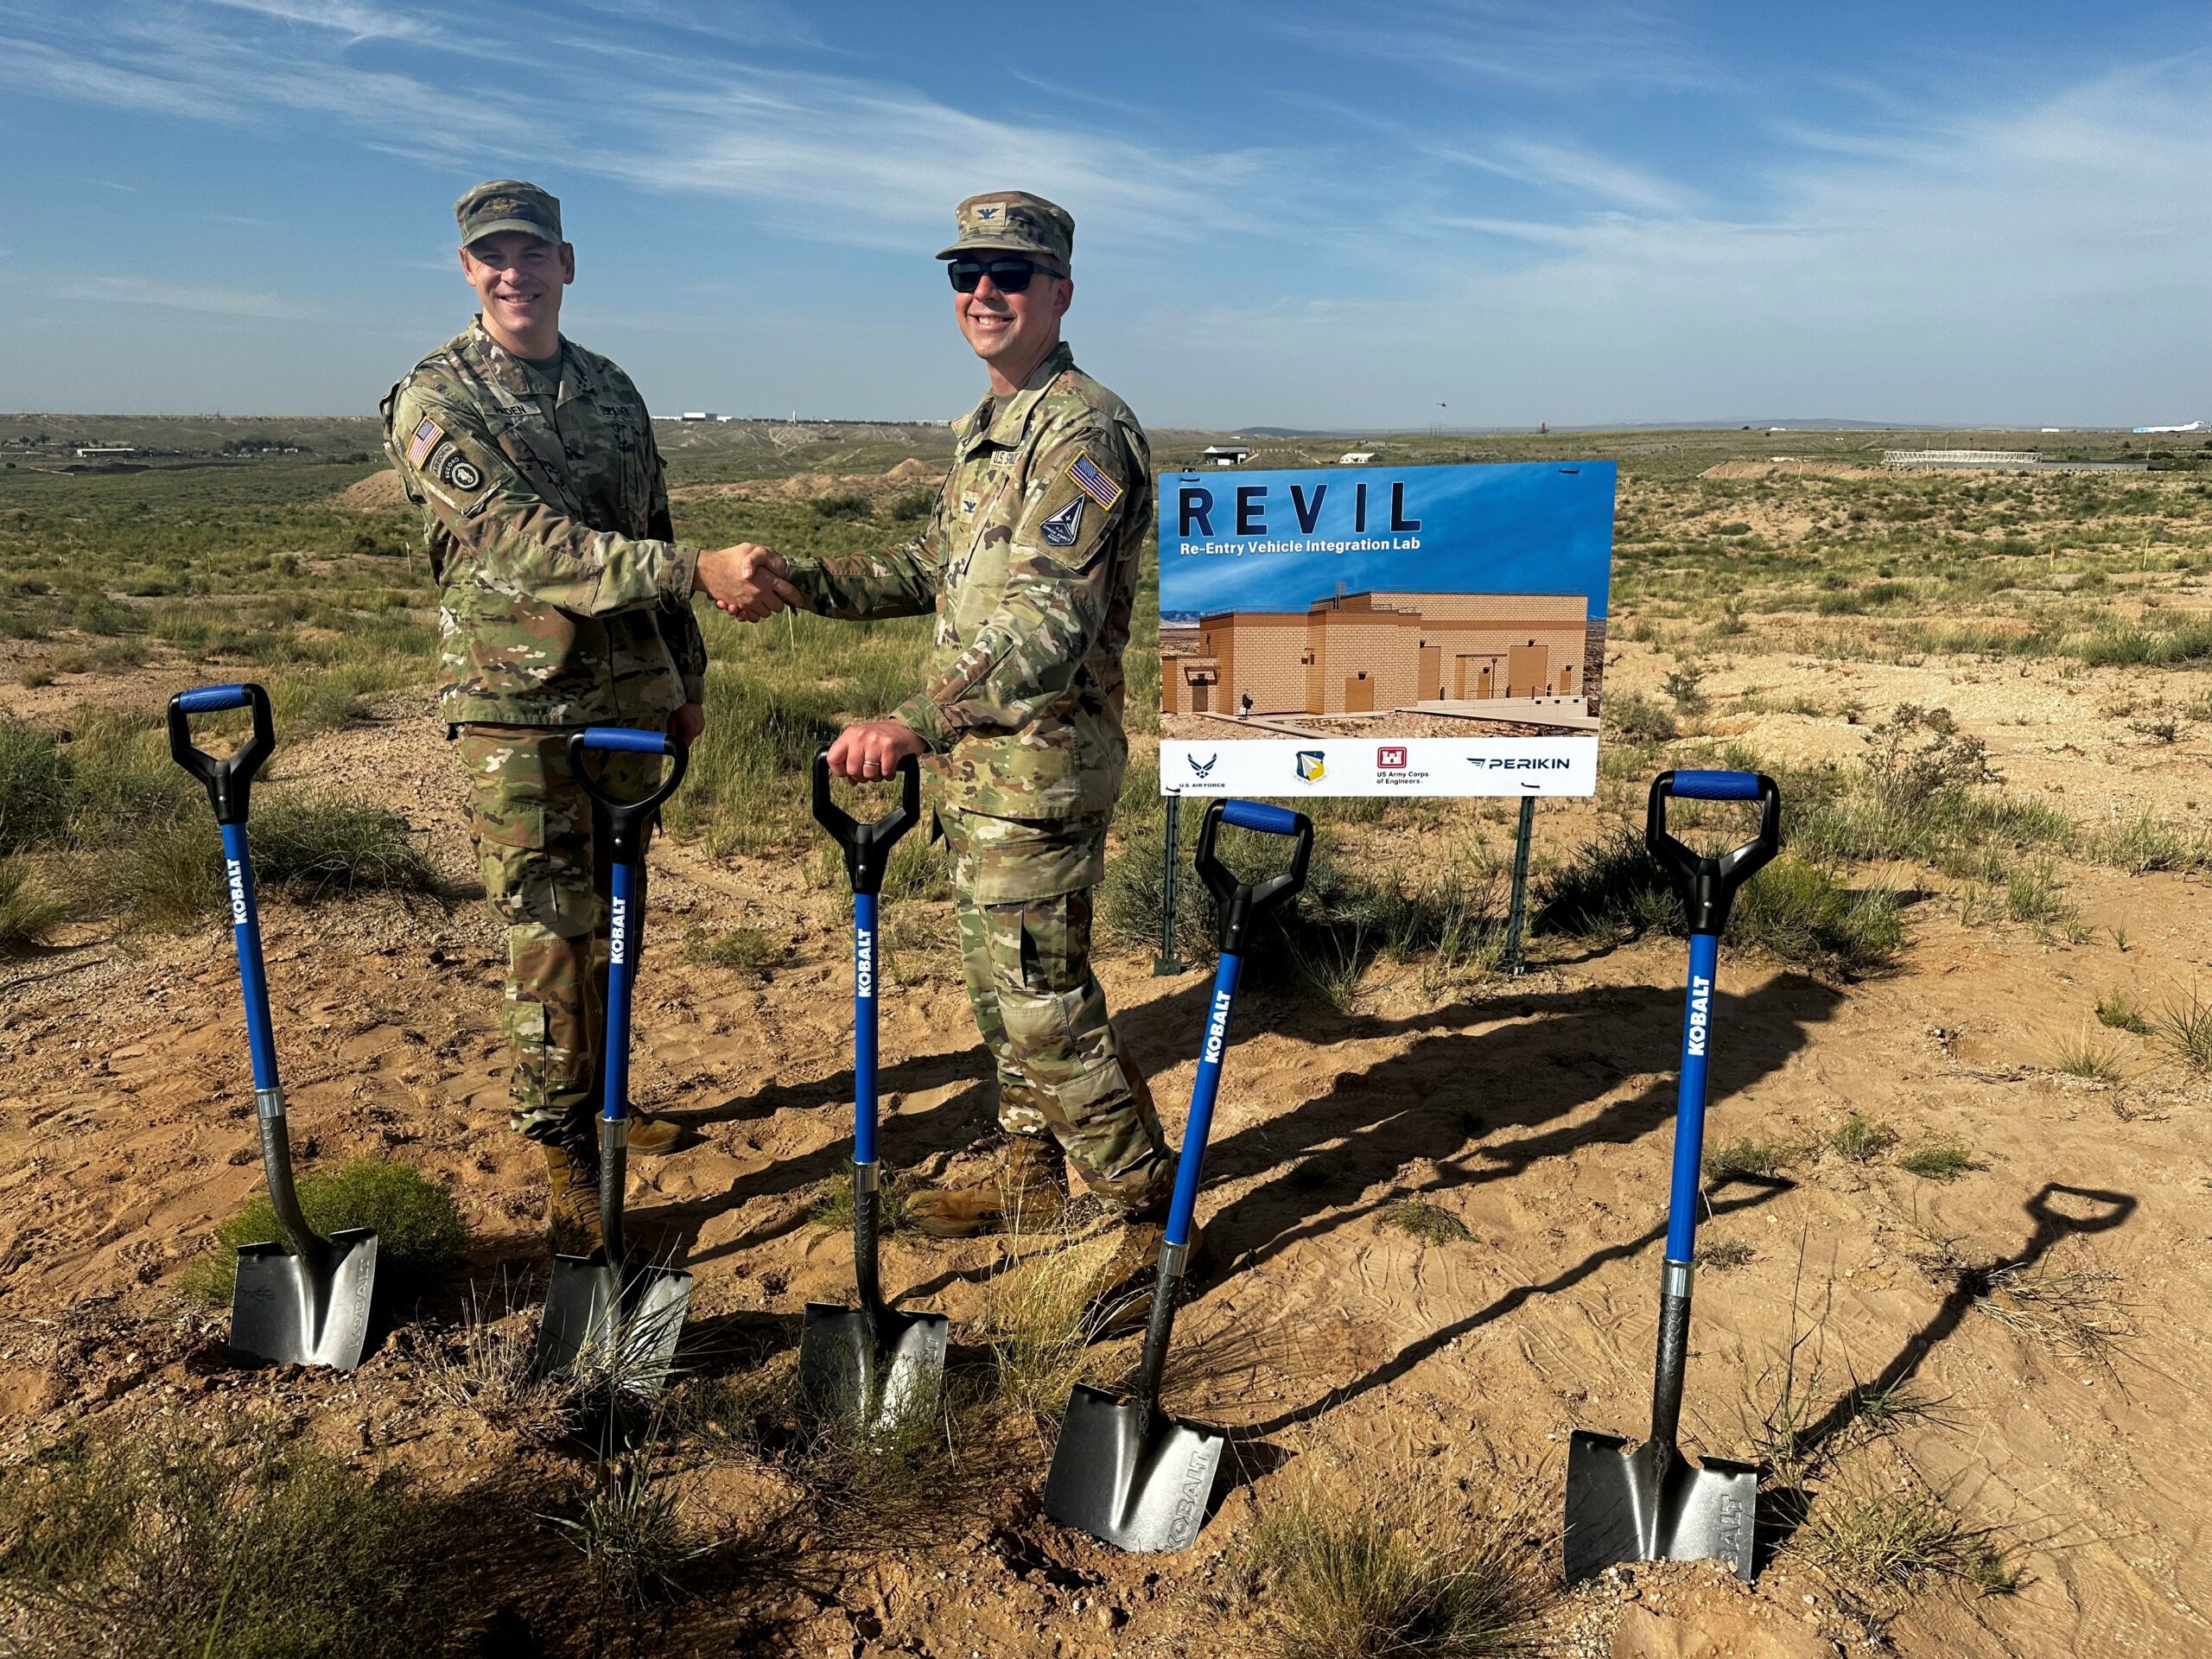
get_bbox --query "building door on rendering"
[1418,645,1442,702]
[1558,664,1573,695]
[1344,673,1374,714]
[1192,679,1210,713]
[1508,645,1548,698]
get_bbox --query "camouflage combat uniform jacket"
[381,319,706,727]
[785,343,1150,822]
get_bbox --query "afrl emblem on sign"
[1295,750,1326,783]
[1377,747,1408,770]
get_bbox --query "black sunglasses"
[947,257,1063,295]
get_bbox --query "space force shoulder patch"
[1039,496,1084,547]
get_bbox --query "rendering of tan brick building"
[1161,590,1592,717]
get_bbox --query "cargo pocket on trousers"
[499,997,553,1105]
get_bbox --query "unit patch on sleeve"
[1065,453,1122,511]
[429,442,485,495]
[1039,496,1084,547]
[405,416,444,469]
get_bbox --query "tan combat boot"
[908,1135,1070,1239]
[625,1114,682,1154]
[543,1137,604,1257]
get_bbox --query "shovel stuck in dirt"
[798,752,949,1427]
[1565,768,1783,1585]
[1044,798,1313,1553]
[170,682,378,1371]
[534,728,695,1395]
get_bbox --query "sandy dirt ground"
[4,640,2212,1656]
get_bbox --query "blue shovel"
[1044,797,1313,1553]
[534,727,695,1393]
[798,750,949,1426]
[1565,767,1782,1584]
[169,682,378,1371]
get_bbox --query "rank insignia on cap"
[976,205,1001,219]
[406,416,443,468]
[1039,497,1084,547]
[1066,453,1122,510]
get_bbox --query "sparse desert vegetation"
[3,420,2209,1656]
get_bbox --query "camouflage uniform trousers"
[456,722,664,1144]
[940,808,1170,1211]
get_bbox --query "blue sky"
[1162,463,1615,616]
[2,2,2206,427]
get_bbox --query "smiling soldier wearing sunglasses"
[765,191,1172,1287]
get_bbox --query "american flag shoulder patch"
[1066,453,1122,510]
[405,416,443,469]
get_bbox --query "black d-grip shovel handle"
[1194,798,1315,953]
[568,728,690,862]
[812,751,921,898]
[168,682,275,825]
[1646,769,1782,937]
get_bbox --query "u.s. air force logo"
[1039,496,1084,547]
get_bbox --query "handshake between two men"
[690,543,926,784]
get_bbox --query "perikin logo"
[855,927,874,1000]
[225,859,248,925]
[1686,973,1712,1057]
[609,896,628,965]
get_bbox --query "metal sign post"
[1153,793,1186,976]
[1503,795,1537,975]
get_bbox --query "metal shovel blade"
[1564,1429,1758,1584]
[535,1255,694,1398]
[1043,1383,1224,1553]
[797,1301,949,1427]
[228,1228,378,1371]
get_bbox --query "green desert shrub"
[0,1419,473,1658]
[0,720,70,851]
[0,860,72,955]
[181,1160,469,1308]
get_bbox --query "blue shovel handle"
[567,728,689,1125]
[1645,770,1783,1262]
[811,751,921,1166]
[1166,799,1314,1251]
[168,682,275,828]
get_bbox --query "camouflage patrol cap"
[937,191,1073,269]
[455,180,563,247]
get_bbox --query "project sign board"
[1157,461,1617,798]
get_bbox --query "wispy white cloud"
[1139,54,2212,426]
[1441,138,1694,214]
[69,276,324,320]
[1280,0,1716,93]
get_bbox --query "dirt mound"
[334,468,410,512]
[1700,460,1884,480]
[673,462,943,506]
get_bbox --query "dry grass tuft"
[1799,1459,2021,1599]
[1978,1255,2133,1366]
[1379,1198,1473,1246]
[1250,1465,1554,1659]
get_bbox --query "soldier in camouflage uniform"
[738,192,1176,1273]
[384,180,797,1254]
